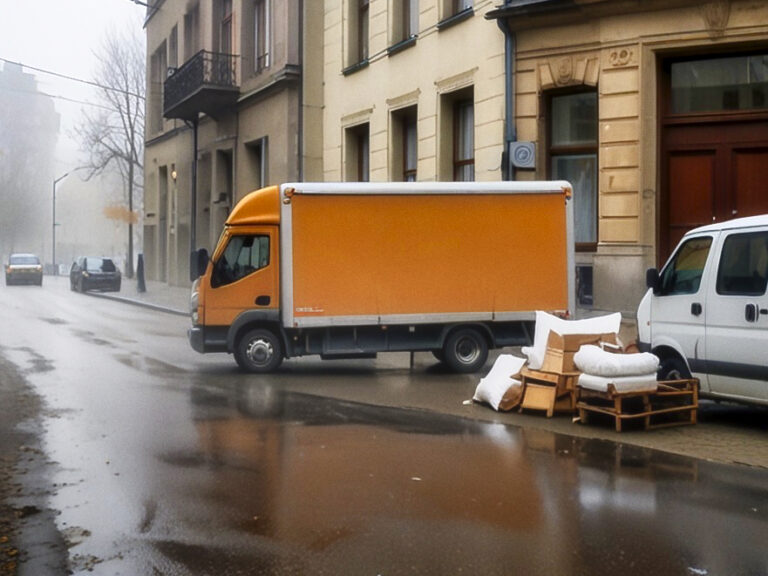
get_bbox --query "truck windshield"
[658,236,712,295]
[211,235,270,288]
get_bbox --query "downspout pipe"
[496,11,517,181]
[298,0,304,181]
[189,116,199,282]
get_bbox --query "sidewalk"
[92,277,191,316]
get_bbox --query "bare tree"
[76,25,145,278]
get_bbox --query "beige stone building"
[143,0,323,285]
[487,0,768,315]
[322,0,506,183]
[144,0,768,317]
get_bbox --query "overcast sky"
[0,0,146,171]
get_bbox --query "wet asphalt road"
[1,278,767,575]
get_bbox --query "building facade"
[322,0,506,183]
[487,0,768,315]
[143,0,323,285]
[144,0,768,317]
[0,62,60,263]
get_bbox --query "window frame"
[658,235,713,296]
[211,234,271,288]
[716,231,768,296]
[453,98,474,182]
[253,0,271,73]
[547,88,599,252]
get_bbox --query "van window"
[716,232,768,296]
[658,236,712,295]
[211,235,270,288]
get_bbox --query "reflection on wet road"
[169,381,768,576]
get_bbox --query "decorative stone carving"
[539,55,600,90]
[609,49,633,68]
[556,57,574,85]
[702,0,730,38]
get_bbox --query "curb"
[86,291,188,317]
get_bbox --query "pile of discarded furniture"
[473,312,699,431]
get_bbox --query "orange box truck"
[188,181,575,373]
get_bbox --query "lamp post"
[52,172,70,276]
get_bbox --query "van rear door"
[704,227,768,403]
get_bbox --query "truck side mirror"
[646,268,660,294]
[190,248,209,281]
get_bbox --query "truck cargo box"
[280,182,574,328]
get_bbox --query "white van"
[637,214,768,406]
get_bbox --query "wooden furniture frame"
[576,378,699,432]
[519,368,580,417]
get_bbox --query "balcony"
[164,50,239,121]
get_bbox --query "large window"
[549,91,598,249]
[220,0,233,54]
[149,42,167,134]
[254,0,271,72]
[454,99,474,181]
[183,4,200,60]
[212,235,270,288]
[671,54,768,114]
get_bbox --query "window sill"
[342,59,370,76]
[387,36,417,57]
[437,8,474,31]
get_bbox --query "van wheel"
[658,357,691,381]
[235,329,283,373]
[442,328,488,373]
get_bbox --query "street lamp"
[52,172,70,276]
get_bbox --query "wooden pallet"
[576,378,699,432]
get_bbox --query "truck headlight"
[190,278,200,323]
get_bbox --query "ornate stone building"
[487,0,768,313]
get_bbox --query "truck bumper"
[637,339,651,353]
[188,325,229,354]
[188,326,205,353]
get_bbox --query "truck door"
[205,228,279,327]
[704,228,768,402]
[651,235,714,390]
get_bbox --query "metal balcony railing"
[164,50,239,120]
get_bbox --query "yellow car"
[5,253,43,286]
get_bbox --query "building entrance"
[660,53,768,264]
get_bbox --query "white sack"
[473,354,527,411]
[577,372,658,393]
[574,345,659,378]
[521,311,622,370]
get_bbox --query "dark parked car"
[70,257,121,292]
[5,253,43,286]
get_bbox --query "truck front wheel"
[442,328,488,373]
[235,329,283,373]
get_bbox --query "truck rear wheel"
[442,328,488,373]
[235,329,283,373]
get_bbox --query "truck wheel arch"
[227,310,288,356]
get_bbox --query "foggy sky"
[0,0,144,171]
